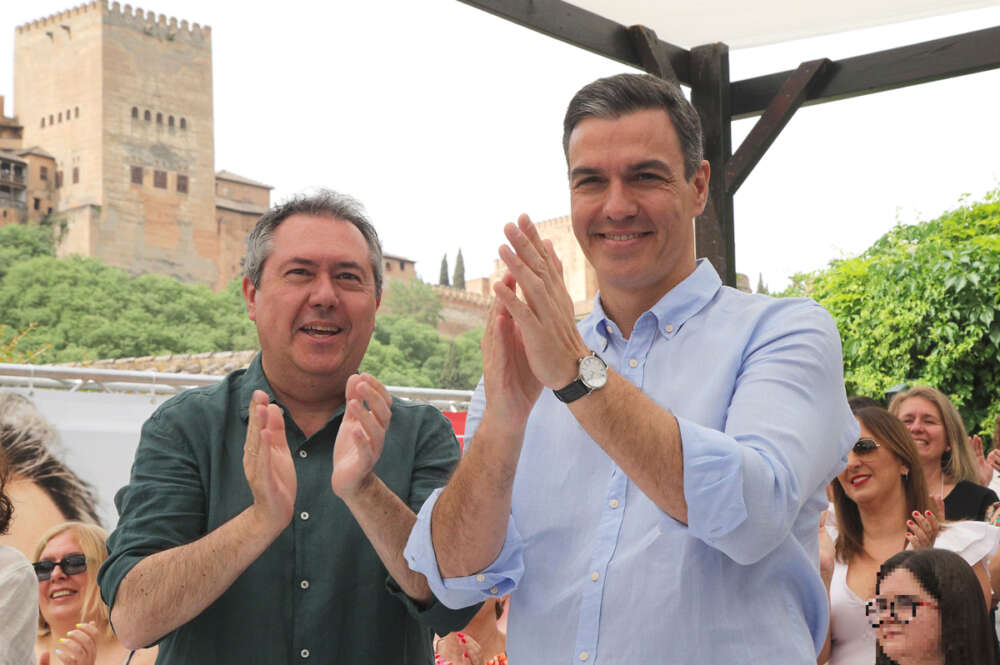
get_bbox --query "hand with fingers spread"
[905,495,943,549]
[970,434,993,486]
[493,214,591,390]
[480,273,543,432]
[989,448,1000,475]
[331,373,393,500]
[243,390,297,533]
[53,622,98,665]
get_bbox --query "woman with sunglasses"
[817,407,999,665]
[889,386,998,521]
[33,522,157,665]
[873,548,996,665]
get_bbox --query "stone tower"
[14,1,216,284]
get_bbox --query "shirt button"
[300,580,309,589]
[609,499,620,509]
[300,511,310,520]
[490,586,499,594]
[665,324,674,333]
[579,651,589,661]
[591,571,600,581]
[628,359,638,368]
[476,574,485,582]
[300,649,310,658]
[298,450,308,458]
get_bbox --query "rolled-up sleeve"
[405,487,525,609]
[681,302,858,565]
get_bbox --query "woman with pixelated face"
[873,548,996,665]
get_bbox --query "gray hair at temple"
[0,392,101,526]
[243,189,385,299]
[562,73,705,180]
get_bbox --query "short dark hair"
[0,446,13,535]
[244,190,384,299]
[562,73,704,179]
[876,548,996,665]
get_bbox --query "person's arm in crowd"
[331,373,432,603]
[107,391,296,649]
[469,215,854,565]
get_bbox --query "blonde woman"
[33,523,156,665]
[889,386,998,521]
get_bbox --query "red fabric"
[442,411,468,451]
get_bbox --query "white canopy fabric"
[569,0,1000,48]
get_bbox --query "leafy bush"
[785,189,1000,436]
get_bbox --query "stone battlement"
[17,1,211,43]
[432,284,493,307]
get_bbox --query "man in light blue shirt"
[405,73,857,663]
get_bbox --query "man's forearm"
[340,476,434,603]
[111,506,284,650]
[569,371,688,523]
[432,415,524,578]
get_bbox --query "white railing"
[0,363,472,411]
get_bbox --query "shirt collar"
[237,352,278,422]
[582,258,723,343]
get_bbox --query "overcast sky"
[2,1,998,290]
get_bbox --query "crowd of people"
[0,71,998,665]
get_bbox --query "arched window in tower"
[49,114,54,125]
[180,118,187,130]
[66,109,71,120]
[169,115,174,128]
[74,106,79,118]
[156,112,163,125]
[144,110,151,121]
[41,117,45,128]
[58,112,62,122]
[132,107,138,119]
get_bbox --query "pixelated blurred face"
[837,422,908,505]
[895,397,949,468]
[874,568,941,664]
[0,476,67,558]
[37,530,90,626]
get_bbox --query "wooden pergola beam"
[726,58,831,194]
[457,0,691,84]
[731,24,1000,119]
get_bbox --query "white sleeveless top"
[827,520,1000,665]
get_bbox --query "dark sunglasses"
[853,437,880,455]
[33,553,88,581]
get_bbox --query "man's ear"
[691,160,710,216]
[242,276,258,321]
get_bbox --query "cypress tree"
[452,249,466,290]
[439,255,450,287]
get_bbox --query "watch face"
[579,354,607,389]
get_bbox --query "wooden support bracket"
[726,58,831,194]
[628,25,680,84]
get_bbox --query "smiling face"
[895,396,949,468]
[838,422,909,506]
[243,214,379,399]
[36,530,89,626]
[567,109,709,311]
[875,568,942,665]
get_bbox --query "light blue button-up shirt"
[406,259,858,664]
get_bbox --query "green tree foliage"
[0,225,55,280]
[0,255,256,362]
[439,254,450,287]
[788,189,1000,435]
[382,279,442,326]
[755,272,769,295]
[362,314,482,390]
[452,249,466,290]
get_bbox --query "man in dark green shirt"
[98,191,476,664]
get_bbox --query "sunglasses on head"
[33,553,87,581]
[853,437,880,455]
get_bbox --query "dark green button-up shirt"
[99,354,476,664]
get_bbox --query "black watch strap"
[553,378,591,403]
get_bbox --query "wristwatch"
[553,352,608,403]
